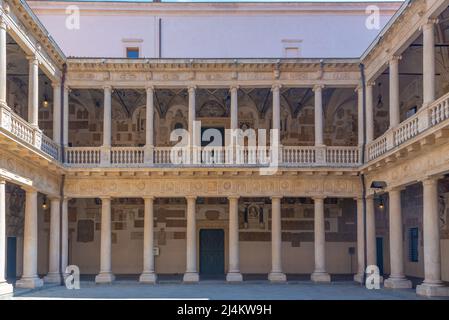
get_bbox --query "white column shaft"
[188,87,196,146]
[47,198,61,275]
[366,197,377,266]
[0,22,6,104]
[423,22,435,105]
[22,189,38,278]
[388,189,405,278]
[0,181,7,283]
[357,87,364,146]
[28,57,39,127]
[230,87,238,131]
[356,198,365,276]
[228,197,239,273]
[366,84,374,143]
[272,85,280,131]
[63,86,69,146]
[52,84,61,143]
[100,198,112,273]
[142,197,155,273]
[61,198,68,273]
[146,87,154,147]
[314,86,324,146]
[185,197,197,273]
[103,87,112,147]
[271,197,282,273]
[313,197,326,273]
[422,179,442,285]
[389,58,400,128]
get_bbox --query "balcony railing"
[367,91,449,161]
[62,145,361,168]
[0,104,60,160]
[3,91,448,169]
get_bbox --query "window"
[126,47,139,58]
[406,106,417,119]
[281,39,302,58]
[409,227,419,262]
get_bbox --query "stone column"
[63,86,69,146]
[268,196,286,282]
[357,86,364,146]
[366,196,377,268]
[366,82,375,144]
[61,197,68,276]
[144,86,154,164]
[140,197,157,283]
[95,197,115,283]
[272,84,281,132]
[44,197,62,283]
[27,55,39,127]
[228,85,238,163]
[423,20,437,106]
[101,86,112,165]
[384,188,412,288]
[0,17,7,106]
[416,178,449,297]
[226,196,242,282]
[183,196,199,282]
[16,188,43,288]
[313,85,324,146]
[354,197,365,283]
[0,180,13,295]
[188,86,196,146]
[311,196,331,282]
[389,56,401,128]
[52,82,61,144]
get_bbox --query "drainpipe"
[359,63,368,287]
[58,63,67,285]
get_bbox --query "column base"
[384,277,412,289]
[0,281,13,296]
[95,272,115,284]
[353,273,364,283]
[311,272,331,283]
[44,272,62,284]
[226,272,243,282]
[183,272,199,283]
[139,272,157,284]
[416,283,449,297]
[268,272,287,282]
[15,276,44,289]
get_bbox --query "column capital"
[143,196,155,201]
[354,196,364,201]
[48,195,61,201]
[0,14,7,30]
[271,83,282,91]
[421,176,440,186]
[389,55,402,63]
[312,84,324,92]
[313,195,326,201]
[22,186,38,193]
[270,196,282,201]
[187,85,196,93]
[228,195,240,200]
[103,85,112,91]
[26,54,39,63]
[0,179,6,185]
[51,81,61,89]
[145,85,154,93]
[386,185,405,193]
[355,84,363,93]
[229,85,239,92]
[421,18,439,30]
[100,196,112,201]
[366,80,376,87]
[186,195,197,200]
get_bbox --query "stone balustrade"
[0,104,59,160]
[367,91,449,161]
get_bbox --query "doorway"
[199,229,225,277]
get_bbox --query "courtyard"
[5,279,449,300]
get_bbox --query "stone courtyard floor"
[5,280,449,300]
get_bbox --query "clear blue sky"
[64,0,403,2]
